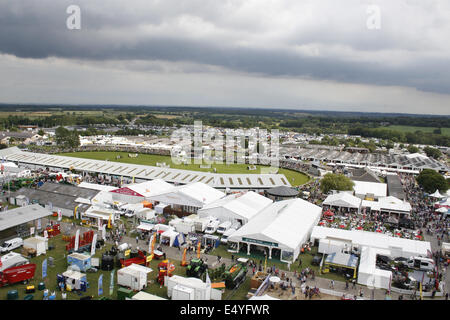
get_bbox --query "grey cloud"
[0,0,449,95]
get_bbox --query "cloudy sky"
[0,0,449,114]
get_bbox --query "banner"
[124,249,131,257]
[91,233,98,256]
[109,270,115,296]
[74,229,80,251]
[42,258,47,279]
[37,218,42,230]
[102,224,106,240]
[98,274,103,296]
[57,209,62,222]
[30,227,35,236]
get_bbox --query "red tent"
[356,226,363,230]
[339,224,345,229]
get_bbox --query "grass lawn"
[58,151,310,187]
[210,245,347,283]
[387,125,450,136]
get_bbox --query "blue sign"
[42,259,47,279]
[98,274,103,296]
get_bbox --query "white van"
[217,221,232,234]
[220,228,237,244]
[204,219,220,235]
[0,237,24,253]
[407,256,435,271]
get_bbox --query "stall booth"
[61,270,88,291]
[322,252,358,279]
[23,236,48,256]
[160,229,180,247]
[202,234,221,250]
[117,264,153,291]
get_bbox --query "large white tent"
[323,192,362,209]
[197,191,273,225]
[357,247,392,290]
[430,190,445,199]
[311,226,431,258]
[110,179,173,203]
[147,182,225,213]
[228,198,322,263]
[353,181,387,200]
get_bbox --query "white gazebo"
[430,190,445,199]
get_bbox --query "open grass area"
[210,245,347,283]
[58,151,310,187]
[387,125,450,136]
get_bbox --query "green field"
[387,125,450,136]
[58,151,310,187]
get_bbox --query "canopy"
[430,190,445,198]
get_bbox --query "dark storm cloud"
[0,0,449,94]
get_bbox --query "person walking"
[345,280,349,290]
[136,236,139,244]
[330,280,335,289]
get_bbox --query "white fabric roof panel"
[323,192,362,209]
[311,226,431,258]
[229,198,322,251]
[147,182,226,208]
[353,181,387,198]
[198,191,273,222]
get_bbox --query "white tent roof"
[323,192,362,209]
[78,182,118,192]
[430,190,445,198]
[148,182,225,207]
[311,226,431,258]
[229,198,322,251]
[127,179,174,197]
[362,196,411,213]
[353,180,387,198]
[199,191,273,221]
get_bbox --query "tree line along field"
[58,151,310,186]
[387,125,450,136]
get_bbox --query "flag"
[43,230,48,239]
[109,270,115,295]
[98,274,103,296]
[197,241,201,259]
[74,229,80,251]
[205,270,211,286]
[42,259,47,279]
[132,176,135,183]
[102,224,106,240]
[151,233,157,254]
[57,209,62,222]
[264,255,267,273]
[107,214,112,229]
[74,205,79,220]
[91,233,98,256]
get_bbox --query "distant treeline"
[348,127,450,147]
